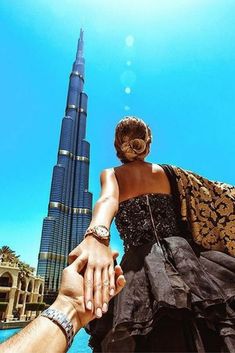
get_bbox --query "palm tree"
[0,246,35,282]
[18,261,35,279]
[0,246,19,264]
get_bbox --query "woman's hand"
[68,236,119,318]
[56,254,125,330]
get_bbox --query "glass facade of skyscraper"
[37,30,92,303]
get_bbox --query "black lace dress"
[84,193,235,353]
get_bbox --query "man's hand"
[53,250,125,331]
[0,253,125,353]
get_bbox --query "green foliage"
[0,246,35,277]
[18,261,35,278]
[0,245,20,264]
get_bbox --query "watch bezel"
[94,225,109,238]
[85,225,110,240]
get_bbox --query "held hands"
[68,235,120,319]
[60,238,125,330]
[0,256,125,353]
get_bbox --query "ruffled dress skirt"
[85,236,235,352]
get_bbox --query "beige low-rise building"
[0,261,44,322]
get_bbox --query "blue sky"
[0,0,235,269]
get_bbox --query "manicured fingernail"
[119,276,126,283]
[96,308,102,318]
[110,288,115,296]
[102,303,108,313]
[87,301,92,310]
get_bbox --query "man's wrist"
[50,295,82,334]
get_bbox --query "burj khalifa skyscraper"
[37,29,93,303]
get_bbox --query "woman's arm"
[89,168,119,228]
[68,168,120,318]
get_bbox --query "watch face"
[95,225,109,238]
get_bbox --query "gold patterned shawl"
[160,164,235,257]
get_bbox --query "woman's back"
[113,161,181,253]
[113,160,172,203]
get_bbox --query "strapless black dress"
[84,193,235,352]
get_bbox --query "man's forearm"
[1,316,68,353]
[0,297,82,353]
[0,240,126,353]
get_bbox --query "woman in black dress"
[69,116,235,352]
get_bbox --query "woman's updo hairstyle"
[114,116,152,164]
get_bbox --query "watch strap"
[41,307,74,348]
[84,225,110,240]
[84,232,110,245]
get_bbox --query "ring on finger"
[85,279,93,287]
[103,280,110,287]
[94,283,102,289]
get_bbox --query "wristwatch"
[84,225,110,243]
[41,308,74,348]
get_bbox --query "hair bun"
[129,138,146,154]
[114,116,152,163]
[120,138,147,161]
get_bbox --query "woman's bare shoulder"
[105,162,163,173]
[101,167,119,174]
[100,168,116,178]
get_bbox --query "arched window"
[20,277,26,291]
[27,280,33,292]
[0,292,9,302]
[0,272,13,287]
[19,293,24,304]
[38,283,43,295]
[26,294,31,303]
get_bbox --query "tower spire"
[76,28,84,62]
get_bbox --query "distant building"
[37,29,93,303]
[0,261,44,322]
